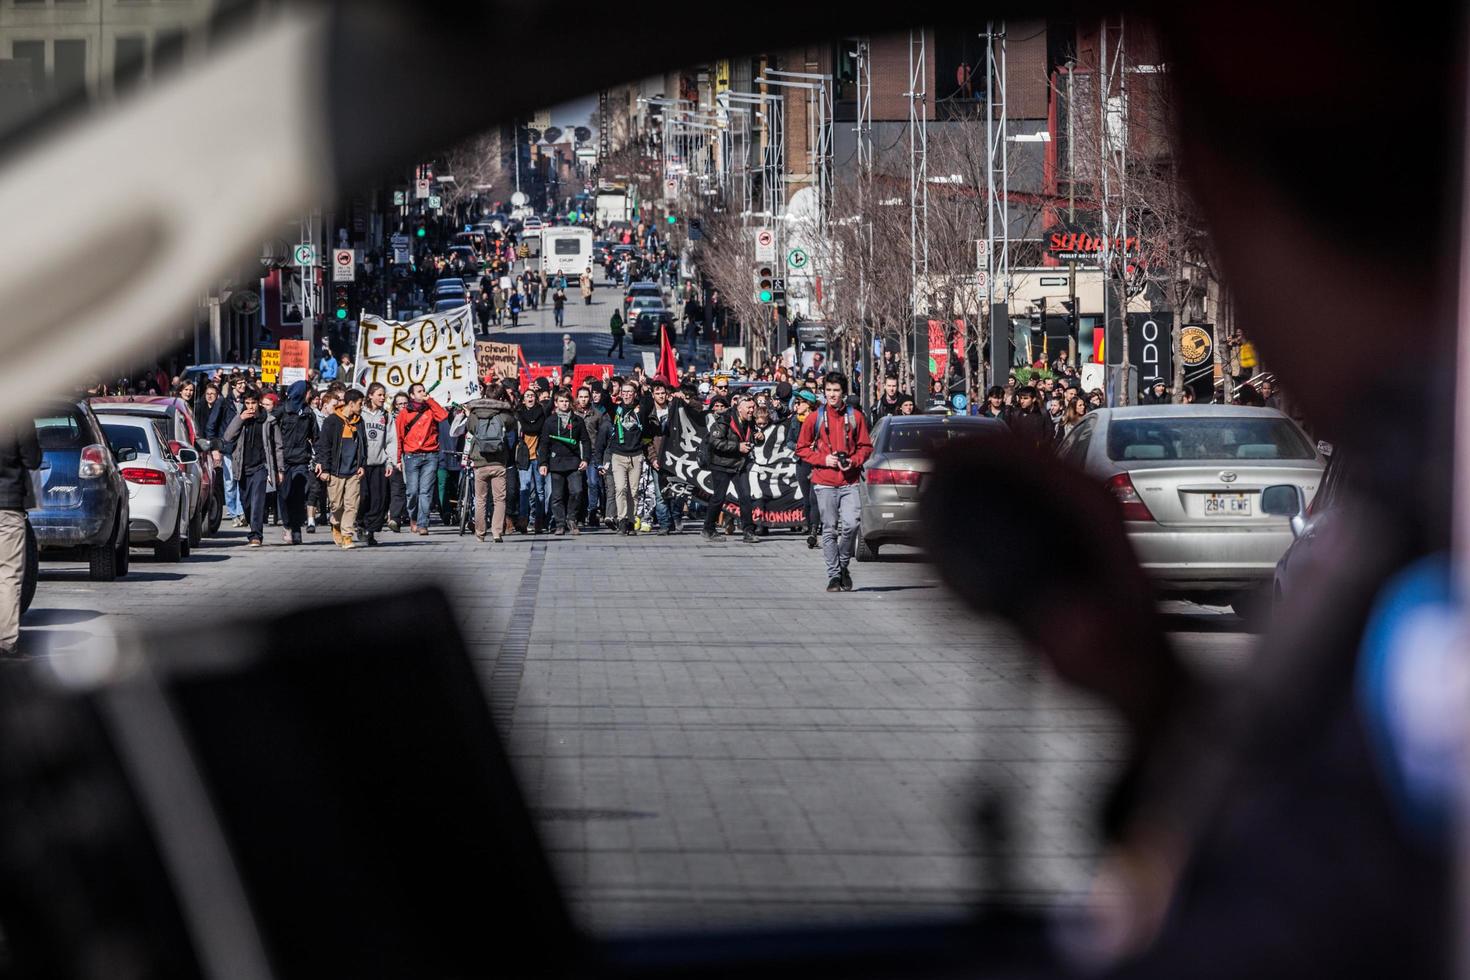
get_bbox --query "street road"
[17,281,1255,937]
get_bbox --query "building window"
[114,35,146,96]
[11,40,45,96]
[53,38,87,101]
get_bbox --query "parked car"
[434,277,468,298]
[623,281,665,313]
[627,302,674,344]
[181,362,253,387]
[28,399,131,581]
[89,396,213,548]
[1057,405,1324,616]
[857,414,1007,561]
[434,297,467,313]
[94,414,192,563]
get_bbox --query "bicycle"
[455,451,474,536]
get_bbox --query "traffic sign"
[664,177,678,203]
[332,248,356,282]
[786,247,809,270]
[415,178,431,199]
[293,243,316,266]
[428,194,441,210]
[754,227,775,262]
[511,191,528,207]
[392,190,406,206]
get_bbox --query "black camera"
[834,451,851,469]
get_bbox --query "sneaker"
[388,519,400,533]
[742,530,758,544]
[476,532,486,542]
[233,516,247,528]
[416,525,429,536]
[409,523,420,535]
[700,529,718,542]
[305,523,316,534]
[493,534,503,543]
[826,577,842,593]
[551,526,564,536]
[291,529,303,545]
[340,534,355,550]
[806,533,818,549]
[247,538,262,549]
[366,532,379,547]
[661,524,676,536]
[331,525,343,547]
[840,569,853,591]
[569,523,580,536]
[282,530,293,544]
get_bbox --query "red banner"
[571,364,613,390]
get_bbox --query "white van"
[540,226,594,279]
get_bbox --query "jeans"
[221,452,240,517]
[389,465,407,524]
[814,484,861,579]
[240,466,268,541]
[585,463,603,518]
[402,452,437,527]
[650,468,674,529]
[704,469,753,535]
[547,469,584,528]
[518,465,547,527]
[554,306,565,327]
[610,334,624,358]
[609,453,642,527]
[278,462,312,530]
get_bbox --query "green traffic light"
[416,226,426,237]
[335,309,348,319]
[759,290,773,303]
[666,215,677,224]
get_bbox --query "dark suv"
[29,399,132,581]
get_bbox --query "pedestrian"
[267,379,317,545]
[605,381,648,535]
[786,389,820,547]
[644,380,679,535]
[537,389,590,535]
[315,387,367,549]
[207,373,247,526]
[451,381,516,542]
[355,381,397,546]
[1006,385,1054,453]
[387,391,409,531]
[869,375,907,427]
[0,415,41,656]
[795,372,873,591]
[515,388,548,533]
[580,269,593,305]
[508,289,522,327]
[977,386,1008,421]
[553,287,566,328]
[318,341,339,381]
[562,333,577,375]
[436,407,465,526]
[394,381,448,535]
[223,387,271,548]
[609,309,625,359]
[575,385,609,528]
[700,395,759,543]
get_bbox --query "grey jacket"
[449,397,515,467]
[357,406,399,467]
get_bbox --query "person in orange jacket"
[393,381,448,535]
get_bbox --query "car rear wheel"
[1230,586,1272,629]
[187,500,203,549]
[154,510,184,563]
[205,479,223,536]
[88,518,121,582]
[20,521,37,614]
[855,535,879,562]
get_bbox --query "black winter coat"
[1006,406,1055,453]
[705,411,754,476]
[537,412,589,473]
[0,418,41,511]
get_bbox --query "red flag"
[657,323,678,385]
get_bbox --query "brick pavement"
[19,520,1250,935]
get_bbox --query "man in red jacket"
[795,372,872,592]
[394,382,448,535]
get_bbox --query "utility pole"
[984,22,1009,391]
[907,28,929,403]
[1067,60,1078,367]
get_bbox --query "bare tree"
[440,128,512,208]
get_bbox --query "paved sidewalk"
[20,523,1249,935]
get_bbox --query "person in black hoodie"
[0,416,41,655]
[267,379,318,545]
[702,395,758,543]
[536,389,590,535]
[223,388,270,547]
[1005,385,1054,453]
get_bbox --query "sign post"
[293,243,316,267]
[332,248,356,283]
[754,227,775,262]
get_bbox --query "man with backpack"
[796,372,873,592]
[452,379,517,542]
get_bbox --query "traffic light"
[754,264,774,304]
[415,221,427,238]
[771,276,786,311]
[333,284,352,321]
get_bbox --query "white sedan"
[96,413,192,562]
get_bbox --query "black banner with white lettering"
[1107,312,1174,392]
[659,406,806,527]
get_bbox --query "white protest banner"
[354,305,479,403]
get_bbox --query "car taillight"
[121,467,167,485]
[79,444,109,479]
[1106,472,1156,521]
[866,468,922,486]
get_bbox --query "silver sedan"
[1057,405,1323,614]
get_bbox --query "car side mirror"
[1261,484,1307,538]
[115,447,137,463]
[175,447,200,465]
